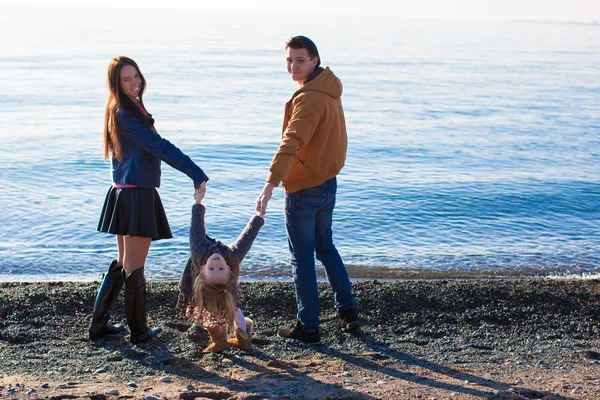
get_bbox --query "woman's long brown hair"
[103,56,150,161]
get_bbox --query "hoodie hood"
[294,67,343,100]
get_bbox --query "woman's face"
[204,253,230,285]
[119,64,142,102]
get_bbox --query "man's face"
[286,47,318,86]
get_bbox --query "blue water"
[0,7,599,281]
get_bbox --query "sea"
[0,6,598,282]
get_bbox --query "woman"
[90,56,209,344]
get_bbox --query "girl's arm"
[177,258,196,305]
[116,109,208,187]
[231,214,265,263]
[179,184,211,301]
[189,180,212,253]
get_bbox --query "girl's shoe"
[227,318,254,350]
[203,326,230,353]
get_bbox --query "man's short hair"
[285,36,321,68]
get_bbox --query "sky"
[0,0,599,22]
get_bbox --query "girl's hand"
[194,181,206,204]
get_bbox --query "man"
[255,36,360,344]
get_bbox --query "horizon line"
[2,4,599,25]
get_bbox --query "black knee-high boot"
[123,267,162,344]
[89,260,125,340]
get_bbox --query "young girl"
[91,56,209,344]
[177,183,264,352]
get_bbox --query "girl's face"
[119,64,142,102]
[204,253,230,285]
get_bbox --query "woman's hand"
[194,181,206,204]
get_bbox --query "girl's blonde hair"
[191,252,240,330]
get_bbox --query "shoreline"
[1,278,599,399]
[1,267,598,283]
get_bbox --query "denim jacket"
[111,109,208,189]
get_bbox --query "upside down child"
[177,182,265,352]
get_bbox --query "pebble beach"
[1,278,600,399]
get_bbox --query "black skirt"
[97,186,173,240]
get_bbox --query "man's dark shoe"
[278,321,321,344]
[338,307,360,332]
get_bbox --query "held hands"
[194,181,206,204]
[255,182,274,218]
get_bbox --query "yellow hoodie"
[266,67,347,193]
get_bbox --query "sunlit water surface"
[0,8,598,281]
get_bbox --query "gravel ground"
[0,278,599,399]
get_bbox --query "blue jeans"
[284,177,357,332]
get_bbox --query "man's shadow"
[313,329,572,399]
